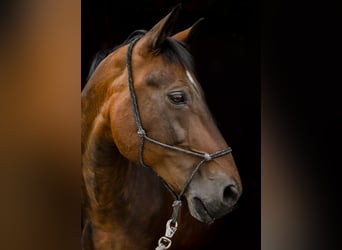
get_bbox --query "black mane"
[86,29,195,82]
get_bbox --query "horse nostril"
[223,184,240,206]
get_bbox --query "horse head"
[86,4,242,225]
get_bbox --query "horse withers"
[82,4,242,250]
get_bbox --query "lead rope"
[126,37,232,250]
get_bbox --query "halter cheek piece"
[126,37,232,250]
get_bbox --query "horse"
[81,4,242,250]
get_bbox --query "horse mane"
[86,29,195,81]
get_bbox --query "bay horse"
[82,5,242,250]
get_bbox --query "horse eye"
[168,91,187,105]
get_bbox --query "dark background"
[82,0,260,249]
[262,1,342,249]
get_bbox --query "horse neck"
[82,112,172,232]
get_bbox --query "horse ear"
[172,18,205,47]
[140,4,182,52]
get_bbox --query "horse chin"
[187,197,216,224]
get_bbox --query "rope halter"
[126,37,232,250]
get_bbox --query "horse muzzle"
[186,176,241,224]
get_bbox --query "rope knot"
[137,128,146,137]
[203,153,212,161]
[172,200,182,209]
[171,200,182,223]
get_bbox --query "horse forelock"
[162,37,195,72]
[138,36,203,97]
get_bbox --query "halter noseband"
[126,37,232,249]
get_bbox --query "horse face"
[128,50,242,223]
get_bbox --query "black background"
[262,0,342,249]
[82,0,260,249]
